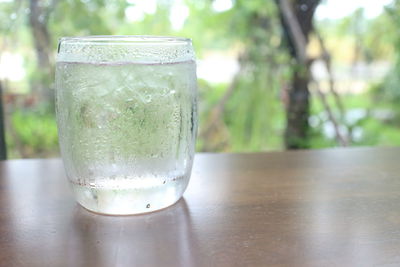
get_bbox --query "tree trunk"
[29,0,54,107]
[277,0,320,149]
[0,82,7,160]
[285,69,310,148]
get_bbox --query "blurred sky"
[125,0,395,25]
[316,0,393,20]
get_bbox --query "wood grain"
[1,147,400,266]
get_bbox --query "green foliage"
[380,61,400,102]
[7,108,58,158]
[353,117,400,146]
[376,0,400,103]
[50,0,128,38]
[364,13,396,60]
[1,0,400,157]
[184,0,289,152]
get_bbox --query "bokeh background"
[0,0,399,158]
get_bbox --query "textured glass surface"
[55,36,197,215]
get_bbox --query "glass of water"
[55,36,197,215]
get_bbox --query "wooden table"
[1,147,400,266]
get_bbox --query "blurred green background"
[0,0,399,158]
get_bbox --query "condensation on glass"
[55,36,197,215]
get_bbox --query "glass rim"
[59,35,192,44]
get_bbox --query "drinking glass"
[55,36,197,215]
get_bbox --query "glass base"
[70,176,189,215]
